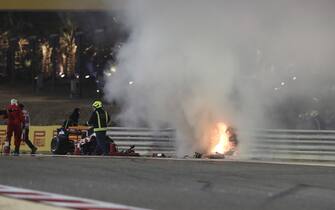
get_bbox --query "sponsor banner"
[0,125,59,152]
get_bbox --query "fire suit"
[5,104,23,153]
[88,108,110,155]
[21,109,37,154]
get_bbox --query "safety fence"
[106,127,176,156]
[244,129,335,162]
[107,127,335,162]
[1,125,335,162]
[0,125,175,154]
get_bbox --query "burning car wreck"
[193,123,238,159]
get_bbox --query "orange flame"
[210,122,231,154]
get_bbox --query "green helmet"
[92,100,103,109]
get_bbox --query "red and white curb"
[0,184,149,210]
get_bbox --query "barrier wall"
[107,127,335,162]
[2,125,335,162]
[0,125,59,153]
[107,127,176,156]
[243,129,335,162]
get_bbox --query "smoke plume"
[104,0,335,156]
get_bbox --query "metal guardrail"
[107,127,335,161]
[244,129,335,161]
[107,127,176,156]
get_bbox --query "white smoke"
[104,0,335,156]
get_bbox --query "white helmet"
[10,99,18,105]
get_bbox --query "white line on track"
[6,153,335,167]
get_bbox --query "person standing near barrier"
[88,101,110,155]
[19,103,37,154]
[63,108,80,129]
[4,99,23,155]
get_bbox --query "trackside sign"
[0,125,59,153]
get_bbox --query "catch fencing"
[107,127,335,162]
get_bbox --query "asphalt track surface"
[0,156,335,210]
